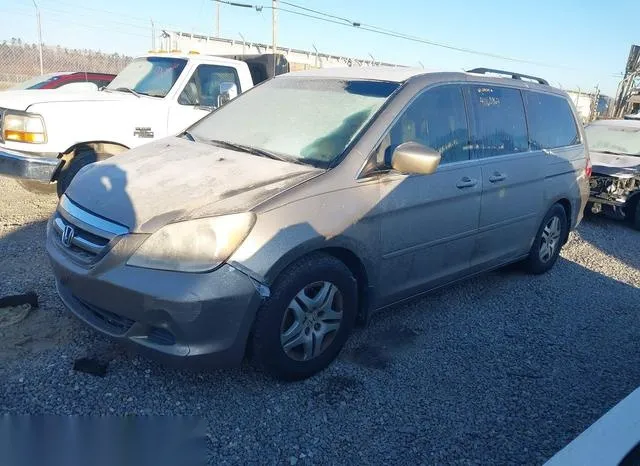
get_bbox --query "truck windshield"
[189,78,400,168]
[106,57,187,98]
[585,124,640,157]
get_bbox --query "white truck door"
[167,63,244,135]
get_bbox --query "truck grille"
[52,194,129,264]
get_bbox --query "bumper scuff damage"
[47,205,270,368]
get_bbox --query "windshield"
[9,73,64,90]
[106,57,187,98]
[585,124,640,156]
[189,78,400,167]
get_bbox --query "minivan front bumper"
[0,148,60,182]
[47,229,263,368]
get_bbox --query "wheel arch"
[263,240,374,326]
[551,197,573,244]
[53,141,129,181]
[62,140,130,157]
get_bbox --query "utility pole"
[32,0,43,75]
[239,33,246,55]
[272,0,278,76]
[216,2,220,37]
[150,18,155,50]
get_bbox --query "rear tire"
[250,253,358,381]
[524,204,568,274]
[56,148,111,197]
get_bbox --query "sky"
[2,0,638,96]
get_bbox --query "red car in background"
[7,72,116,91]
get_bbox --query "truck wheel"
[523,204,568,274]
[56,148,111,197]
[250,253,358,381]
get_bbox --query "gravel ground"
[1,176,639,465]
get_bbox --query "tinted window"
[178,65,240,107]
[468,85,528,158]
[525,91,580,149]
[380,85,470,165]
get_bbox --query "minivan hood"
[590,150,640,177]
[0,89,132,111]
[65,137,323,233]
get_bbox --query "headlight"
[126,213,256,272]
[3,111,47,143]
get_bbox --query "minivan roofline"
[277,68,564,96]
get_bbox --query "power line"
[38,0,154,24]
[0,8,150,39]
[214,0,623,76]
[36,0,194,35]
[279,1,354,26]
[214,0,560,67]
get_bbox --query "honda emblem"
[61,225,75,248]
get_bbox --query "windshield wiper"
[208,139,298,163]
[182,130,198,142]
[109,87,141,98]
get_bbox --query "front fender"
[27,99,169,154]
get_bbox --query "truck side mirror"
[218,82,238,107]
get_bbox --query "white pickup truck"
[0,52,288,195]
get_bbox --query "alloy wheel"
[539,215,562,263]
[280,281,343,361]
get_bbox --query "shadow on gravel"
[1,204,640,466]
[0,218,75,361]
[334,254,640,464]
[580,215,640,271]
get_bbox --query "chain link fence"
[0,40,132,90]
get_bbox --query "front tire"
[56,148,111,197]
[524,204,568,274]
[250,253,358,381]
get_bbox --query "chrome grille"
[53,194,128,263]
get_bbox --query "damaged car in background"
[585,119,640,230]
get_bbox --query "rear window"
[468,85,529,158]
[525,91,580,149]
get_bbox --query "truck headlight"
[126,213,256,272]
[3,111,47,143]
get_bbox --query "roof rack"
[466,68,549,85]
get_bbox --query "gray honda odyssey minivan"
[47,66,590,380]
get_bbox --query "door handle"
[456,177,478,189]
[489,172,507,183]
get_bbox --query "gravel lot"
[1,176,639,465]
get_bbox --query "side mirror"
[218,82,238,107]
[391,142,441,175]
